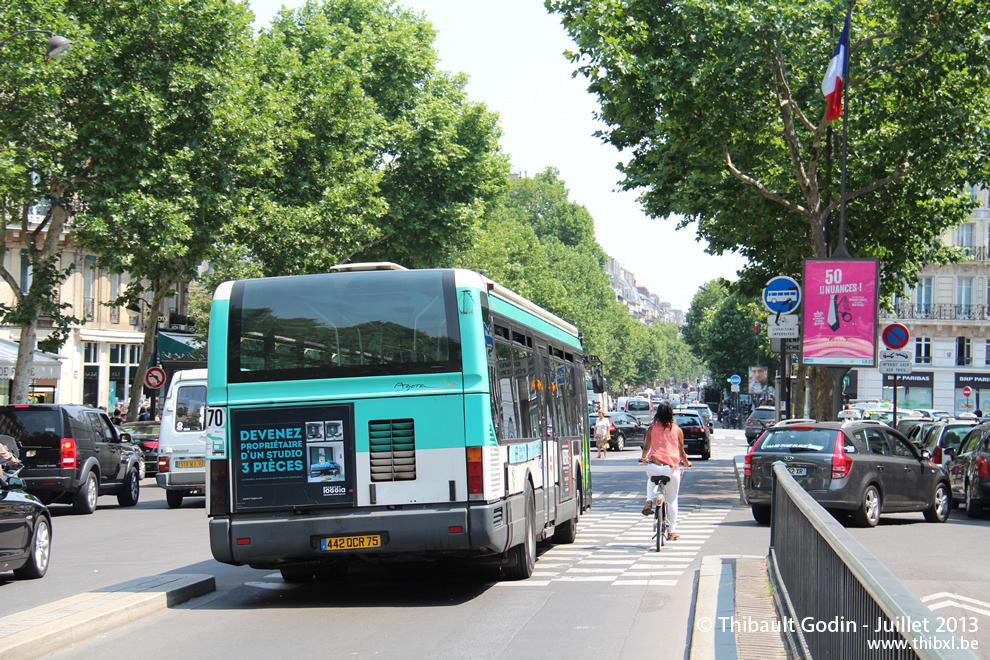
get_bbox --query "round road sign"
[144,366,166,390]
[729,374,742,386]
[963,386,973,398]
[881,323,910,350]
[762,276,802,314]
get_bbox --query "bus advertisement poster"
[232,404,356,510]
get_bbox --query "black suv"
[744,420,950,527]
[0,405,142,514]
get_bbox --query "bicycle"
[650,474,671,552]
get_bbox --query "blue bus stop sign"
[762,276,802,314]
[729,375,742,386]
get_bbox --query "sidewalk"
[0,573,215,660]
[689,555,791,660]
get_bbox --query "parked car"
[0,465,52,579]
[119,421,160,477]
[836,408,863,421]
[914,409,953,420]
[621,397,655,425]
[895,417,935,438]
[587,411,647,451]
[680,403,714,434]
[943,422,990,517]
[745,406,777,444]
[920,421,977,465]
[673,410,710,460]
[744,420,951,527]
[0,404,142,514]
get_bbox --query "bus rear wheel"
[504,485,536,580]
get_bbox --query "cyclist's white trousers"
[645,464,681,532]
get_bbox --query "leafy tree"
[66,0,258,420]
[0,1,85,401]
[223,0,507,276]
[548,0,990,417]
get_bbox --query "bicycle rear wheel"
[659,501,668,549]
[654,502,662,552]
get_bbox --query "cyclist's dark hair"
[654,401,674,429]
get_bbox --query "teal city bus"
[204,263,596,581]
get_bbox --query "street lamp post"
[0,29,73,59]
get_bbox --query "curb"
[0,573,215,660]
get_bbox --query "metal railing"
[881,303,990,322]
[768,463,977,659]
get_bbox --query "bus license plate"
[175,459,205,468]
[787,466,807,476]
[321,534,382,552]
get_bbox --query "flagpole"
[834,2,852,259]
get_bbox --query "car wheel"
[72,471,99,515]
[965,483,983,518]
[117,468,140,507]
[751,505,771,525]
[138,461,146,481]
[853,485,881,527]
[504,483,536,580]
[923,482,950,523]
[611,432,625,452]
[166,490,184,509]
[701,443,711,460]
[13,516,51,579]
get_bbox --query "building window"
[915,277,933,318]
[959,223,974,249]
[19,250,32,294]
[986,339,990,366]
[109,343,142,411]
[915,337,932,365]
[83,342,100,408]
[83,256,97,321]
[957,277,973,319]
[956,337,972,366]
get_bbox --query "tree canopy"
[547,0,990,293]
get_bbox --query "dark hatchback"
[944,422,990,517]
[0,465,52,579]
[919,421,977,465]
[119,421,160,477]
[588,412,647,451]
[744,421,951,527]
[674,411,711,460]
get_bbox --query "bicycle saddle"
[650,475,671,485]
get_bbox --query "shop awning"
[158,331,203,358]
[0,338,63,380]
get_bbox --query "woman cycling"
[639,401,692,540]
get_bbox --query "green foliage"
[458,168,697,390]
[225,0,508,275]
[547,0,990,297]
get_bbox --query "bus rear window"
[228,270,461,383]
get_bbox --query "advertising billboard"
[232,403,356,511]
[801,259,878,367]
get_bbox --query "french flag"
[821,15,850,122]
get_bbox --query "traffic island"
[0,573,215,660]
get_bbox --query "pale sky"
[247,0,748,311]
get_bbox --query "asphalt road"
[5,428,987,659]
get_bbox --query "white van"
[155,368,208,508]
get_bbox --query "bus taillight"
[208,458,230,517]
[467,446,484,500]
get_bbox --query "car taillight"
[609,423,616,432]
[932,446,942,464]
[158,456,170,473]
[977,456,989,479]
[466,446,484,499]
[744,441,757,477]
[61,438,77,468]
[831,434,853,479]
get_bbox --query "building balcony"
[881,303,990,322]
[961,245,989,261]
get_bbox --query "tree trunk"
[808,367,834,422]
[11,320,39,404]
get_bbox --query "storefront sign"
[954,372,990,389]
[800,259,878,367]
[882,371,933,387]
[0,363,61,380]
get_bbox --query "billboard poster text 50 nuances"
[801,259,878,367]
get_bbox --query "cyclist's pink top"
[646,423,681,467]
